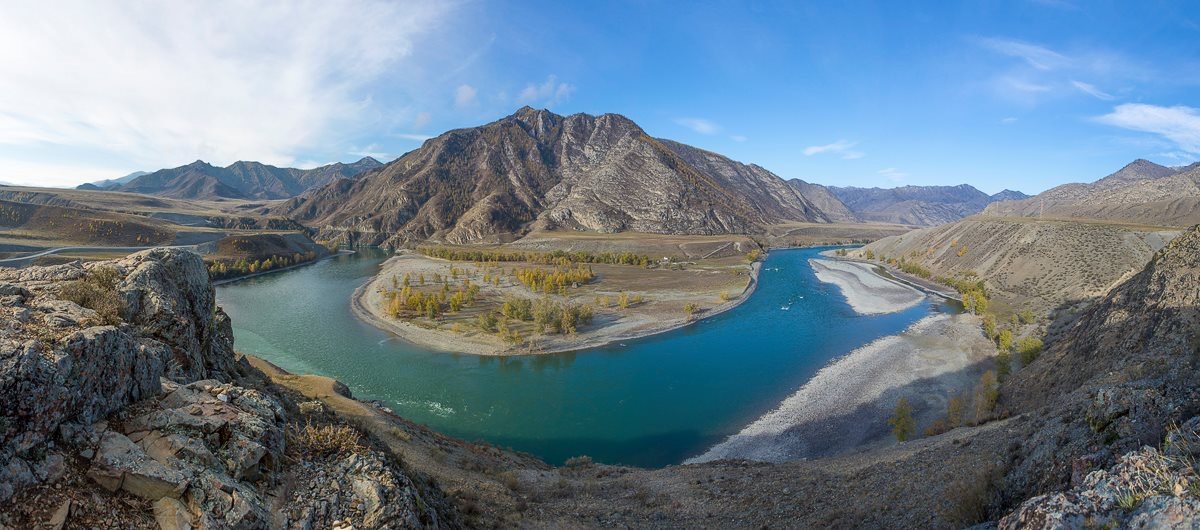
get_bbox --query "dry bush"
[287,421,362,458]
[59,266,124,325]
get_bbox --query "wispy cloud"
[349,143,391,160]
[1071,80,1115,100]
[803,140,863,159]
[394,133,433,142]
[978,37,1069,71]
[0,0,452,187]
[454,85,478,108]
[1002,77,1053,93]
[878,167,908,182]
[729,135,748,142]
[411,112,432,130]
[1096,103,1200,154]
[675,118,720,135]
[517,75,575,108]
[1001,117,1019,124]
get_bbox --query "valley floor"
[352,250,759,355]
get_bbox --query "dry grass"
[287,421,363,458]
[59,266,124,325]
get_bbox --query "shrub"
[1017,337,1044,366]
[982,314,997,340]
[683,303,699,315]
[997,329,1013,352]
[59,266,124,325]
[1018,309,1036,325]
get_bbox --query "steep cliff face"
[272,107,829,246]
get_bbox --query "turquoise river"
[216,247,948,468]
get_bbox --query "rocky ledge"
[0,249,455,529]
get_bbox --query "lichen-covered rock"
[0,249,239,503]
[1000,443,1200,529]
[88,430,190,500]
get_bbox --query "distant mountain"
[827,184,1015,226]
[77,171,148,190]
[984,159,1200,226]
[105,158,382,200]
[272,107,830,246]
[990,189,1030,202]
[786,179,858,223]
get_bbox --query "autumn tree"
[888,398,916,442]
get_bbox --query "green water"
[216,247,942,467]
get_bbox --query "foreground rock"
[0,250,455,529]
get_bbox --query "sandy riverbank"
[688,312,994,463]
[809,258,926,315]
[351,252,761,356]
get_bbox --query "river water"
[216,247,938,467]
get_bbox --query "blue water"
[216,247,943,468]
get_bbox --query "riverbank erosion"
[351,250,760,355]
[809,257,926,314]
[690,313,995,463]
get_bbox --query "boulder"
[153,497,195,530]
[88,431,189,500]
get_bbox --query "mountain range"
[59,108,1033,240]
[984,158,1200,226]
[270,108,1025,245]
[77,157,383,200]
[810,183,1028,226]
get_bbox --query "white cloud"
[517,75,576,107]
[878,168,908,182]
[411,112,432,130]
[348,143,391,160]
[803,140,863,159]
[1071,80,1115,100]
[1002,77,1053,93]
[675,118,721,135]
[394,133,433,141]
[729,135,748,143]
[455,85,478,108]
[1096,103,1200,154]
[1001,117,1018,124]
[0,0,451,187]
[978,37,1069,71]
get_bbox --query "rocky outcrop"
[0,250,454,529]
[0,249,237,502]
[1000,423,1200,529]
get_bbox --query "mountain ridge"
[91,157,383,200]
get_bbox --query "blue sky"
[1,1,1197,193]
